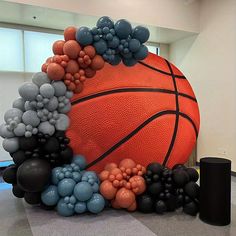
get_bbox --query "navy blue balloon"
[122,57,137,67]
[93,39,108,54]
[97,16,114,29]
[114,19,132,39]
[132,26,150,43]
[110,54,122,65]
[76,27,93,46]
[108,36,120,48]
[134,45,148,60]
[129,39,141,52]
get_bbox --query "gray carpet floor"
[0,177,236,236]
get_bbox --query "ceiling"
[0,1,198,44]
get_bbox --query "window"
[146,45,159,55]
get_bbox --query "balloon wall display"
[99,159,146,211]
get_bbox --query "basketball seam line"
[71,88,197,105]
[162,60,180,166]
[85,110,198,169]
[138,61,186,79]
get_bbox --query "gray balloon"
[38,121,55,135]
[19,82,39,101]
[58,103,71,114]
[52,81,67,97]
[22,110,40,127]
[55,114,70,131]
[4,108,23,123]
[65,91,74,99]
[32,72,50,87]
[24,101,35,111]
[40,84,55,99]
[14,123,26,136]
[12,98,25,111]
[0,124,15,138]
[45,96,58,111]
[3,137,19,153]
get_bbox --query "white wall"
[169,0,236,171]
[7,0,200,33]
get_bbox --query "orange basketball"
[66,53,200,172]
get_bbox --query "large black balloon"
[12,184,25,198]
[155,200,167,214]
[19,136,38,151]
[3,165,17,184]
[17,158,51,192]
[12,150,26,166]
[137,194,154,213]
[186,168,199,182]
[148,182,163,196]
[183,201,198,216]
[184,181,200,199]
[44,137,60,153]
[147,162,163,175]
[24,192,41,205]
[172,169,189,187]
[165,194,177,212]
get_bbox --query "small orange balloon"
[63,40,81,59]
[115,188,135,208]
[74,83,83,93]
[104,163,117,171]
[47,63,65,81]
[85,67,96,78]
[41,63,48,72]
[119,159,136,169]
[100,180,117,200]
[111,199,121,209]
[52,40,65,55]
[64,26,76,41]
[66,60,79,74]
[90,55,105,70]
[110,168,122,176]
[129,175,146,195]
[99,170,109,181]
[127,201,137,212]
[83,45,96,58]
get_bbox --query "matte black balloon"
[176,194,184,208]
[12,184,25,198]
[147,162,163,175]
[172,164,186,170]
[165,195,177,211]
[3,165,17,184]
[60,147,73,163]
[184,181,200,199]
[17,158,51,192]
[148,182,163,196]
[137,194,154,213]
[172,169,190,187]
[186,168,199,182]
[40,202,56,211]
[155,200,167,214]
[24,192,41,205]
[183,201,199,216]
[12,150,26,166]
[19,136,38,151]
[44,137,60,153]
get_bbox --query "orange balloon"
[100,180,117,200]
[104,163,117,171]
[74,83,83,93]
[41,63,48,73]
[63,40,81,59]
[99,170,109,181]
[90,55,105,70]
[110,168,122,176]
[64,26,76,41]
[66,60,79,74]
[115,187,135,208]
[111,199,121,209]
[47,63,65,81]
[85,67,96,78]
[127,201,137,211]
[129,175,146,195]
[83,46,96,58]
[52,40,65,55]
[119,159,136,169]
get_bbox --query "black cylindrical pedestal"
[200,157,231,226]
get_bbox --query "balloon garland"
[0,16,200,217]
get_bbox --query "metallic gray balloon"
[4,108,23,123]
[13,123,26,136]
[0,124,15,138]
[38,121,55,135]
[45,96,58,111]
[18,82,39,101]
[2,137,19,153]
[12,98,25,111]
[52,81,67,97]
[22,110,40,127]
[40,84,55,99]
[58,103,71,113]
[32,72,50,87]
[55,114,70,131]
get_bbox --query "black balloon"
[40,202,56,211]
[172,164,186,170]
[12,184,25,198]
[12,150,26,166]
[184,181,200,199]
[19,136,38,151]
[24,192,41,205]
[3,165,17,184]
[44,137,60,153]
[183,201,199,216]
[165,194,177,211]
[147,162,163,175]
[17,158,51,192]
[172,169,190,187]
[186,168,199,182]
[148,182,163,196]
[137,194,154,213]
[155,200,167,214]
[60,147,73,163]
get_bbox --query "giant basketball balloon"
[67,53,200,172]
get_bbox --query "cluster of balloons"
[2,131,73,204]
[76,16,150,66]
[42,26,105,93]
[137,163,200,216]
[41,155,105,216]
[99,159,146,211]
